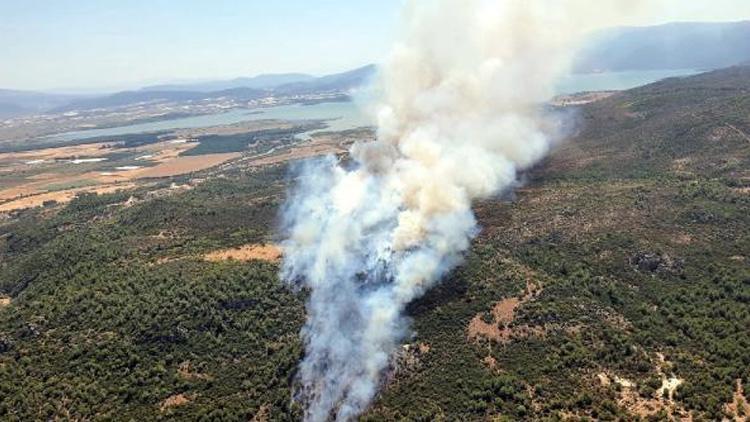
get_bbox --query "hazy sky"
[1,0,749,92]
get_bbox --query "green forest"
[1,67,749,420]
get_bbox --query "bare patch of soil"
[204,244,282,263]
[467,298,521,343]
[251,404,271,422]
[0,183,136,212]
[597,354,690,420]
[0,296,10,307]
[135,153,240,178]
[160,394,191,411]
[482,355,498,370]
[597,371,690,419]
[550,91,616,107]
[0,142,117,162]
[0,185,42,203]
[467,268,543,343]
[177,361,212,381]
[597,372,611,387]
[618,384,691,420]
[725,379,750,421]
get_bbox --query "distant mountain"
[54,91,213,112]
[274,65,377,95]
[0,89,84,118]
[141,73,315,92]
[54,87,267,112]
[5,21,750,117]
[143,66,377,95]
[0,103,31,119]
[53,66,377,113]
[1,67,376,116]
[575,21,750,73]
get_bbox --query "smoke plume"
[281,1,649,420]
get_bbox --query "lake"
[556,69,701,94]
[43,101,371,143]
[45,69,701,143]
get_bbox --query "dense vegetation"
[0,66,748,420]
[368,66,750,421]
[0,168,304,420]
[182,126,318,156]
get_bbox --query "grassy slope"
[0,66,748,420]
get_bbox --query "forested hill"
[371,65,749,420]
[0,67,748,420]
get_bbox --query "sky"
[1,0,749,92]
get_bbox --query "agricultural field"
[0,66,748,420]
[0,119,337,213]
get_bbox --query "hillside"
[369,65,750,420]
[142,73,316,92]
[0,67,372,116]
[0,89,84,118]
[52,90,244,112]
[139,67,376,96]
[0,67,748,420]
[575,21,750,72]
[273,65,376,95]
[52,66,376,113]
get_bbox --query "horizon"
[2,1,750,92]
[26,63,377,96]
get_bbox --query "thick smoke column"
[281,1,645,420]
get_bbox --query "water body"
[556,69,701,94]
[43,101,372,143]
[45,69,700,143]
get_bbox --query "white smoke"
[281,1,652,420]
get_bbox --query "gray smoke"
[281,1,653,420]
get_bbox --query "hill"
[140,67,376,95]
[0,89,84,118]
[273,64,376,95]
[53,90,234,112]
[53,66,376,112]
[141,73,315,92]
[1,66,372,116]
[0,67,748,420]
[575,21,750,72]
[370,66,750,419]
[0,102,31,119]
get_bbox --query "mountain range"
[0,90,87,119]
[2,21,750,117]
[574,20,750,72]
[50,65,376,113]
[140,73,316,93]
